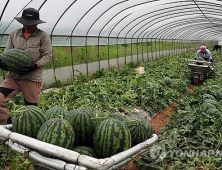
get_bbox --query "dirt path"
[151,84,195,134]
[121,85,196,170]
[120,104,178,170]
[150,103,178,134]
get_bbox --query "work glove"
[19,63,39,75]
[0,59,8,71]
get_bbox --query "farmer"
[195,44,213,63]
[0,7,52,126]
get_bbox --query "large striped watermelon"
[126,118,153,146]
[12,106,46,138]
[45,105,70,121]
[91,110,109,128]
[73,146,96,157]
[69,108,95,146]
[93,118,131,158]
[37,116,75,150]
[0,49,32,74]
[111,112,125,121]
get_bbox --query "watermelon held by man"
[0,48,32,74]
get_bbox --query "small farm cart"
[185,59,214,85]
[0,124,158,170]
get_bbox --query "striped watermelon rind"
[12,106,46,138]
[45,105,70,121]
[69,108,95,146]
[161,77,172,86]
[126,118,153,146]
[37,116,75,150]
[93,118,131,158]
[1,49,32,74]
[203,99,217,105]
[73,146,96,157]
[91,110,109,128]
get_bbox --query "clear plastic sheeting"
[0,0,222,46]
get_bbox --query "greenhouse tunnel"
[0,0,221,87]
[1,1,222,170]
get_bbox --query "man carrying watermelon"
[0,8,52,127]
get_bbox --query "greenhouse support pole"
[188,40,190,51]
[151,38,154,60]
[181,39,186,52]
[116,37,120,69]
[173,39,175,55]
[85,36,89,76]
[97,36,101,71]
[155,38,157,59]
[182,39,184,51]
[173,40,175,55]
[108,37,110,71]
[178,39,180,54]
[141,38,144,62]
[131,38,133,62]
[124,38,127,65]
[184,40,186,50]
[159,39,161,58]
[70,36,75,81]
[136,38,139,63]
[161,39,164,55]
[146,38,149,62]
[50,36,57,83]
[176,39,178,54]
[180,40,182,53]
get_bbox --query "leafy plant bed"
[136,52,222,170]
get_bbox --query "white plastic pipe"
[110,134,158,164]
[0,126,80,163]
[0,126,158,170]
[77,134,158,170]
[6,140,87,170]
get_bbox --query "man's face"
[201,48,206,53]
[23,24,37,33]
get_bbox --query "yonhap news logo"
[149,144,167,163]
[149,144,222,163]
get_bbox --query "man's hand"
[19,63,39,75]
[0,59,8,71]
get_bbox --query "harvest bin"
[185,59,214,85]
[0,124,158,170]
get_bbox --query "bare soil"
[121,85,196,170]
